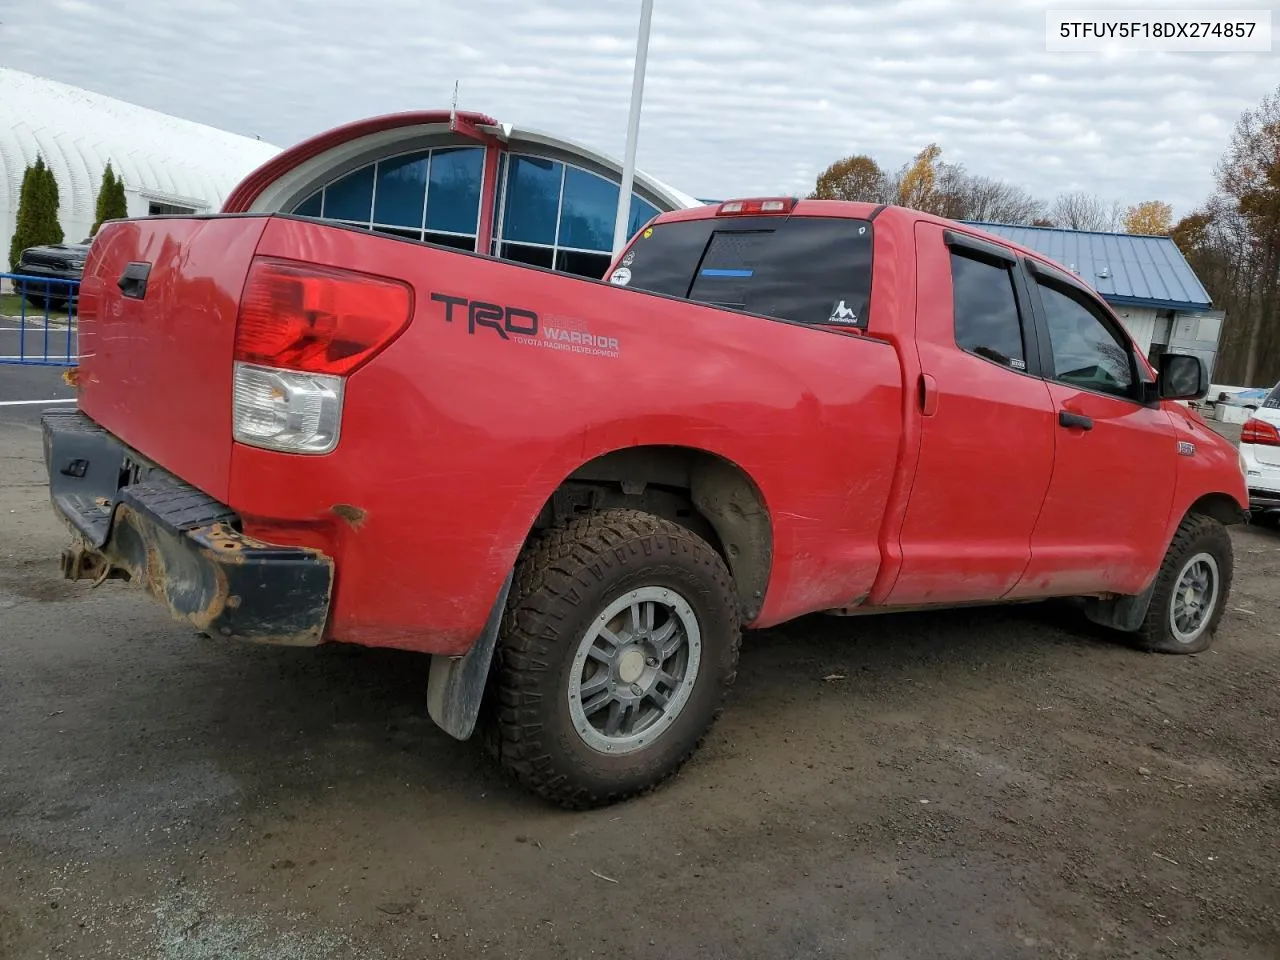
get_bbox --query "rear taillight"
[717,197,795,216]
[232,258,412,455]
[1242,417,1280,446]
[234,258,412,376]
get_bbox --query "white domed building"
[0,68,281,266]
[2,67,702,286]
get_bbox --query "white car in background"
[1241,382,1280,522]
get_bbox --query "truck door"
[886,224,1056,605]
[1005,261,1177,599]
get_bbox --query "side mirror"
[1158,352,1207,401]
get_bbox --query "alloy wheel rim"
[567,586,702,755]
[1168,551,1219,645]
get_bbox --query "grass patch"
[0,292,72,321]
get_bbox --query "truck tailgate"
[77,217,268,501]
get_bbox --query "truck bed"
[67,214,907,653]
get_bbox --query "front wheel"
[485,509,741,808]
[1137,514,1234,654]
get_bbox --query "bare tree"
[953,175,1046,225]
[1049,191,1122,231]
[888,146,1045,224]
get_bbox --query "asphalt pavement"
[0,321,78,426]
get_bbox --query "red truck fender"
[426,441,775,742]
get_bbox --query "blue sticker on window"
[700,268,754,278]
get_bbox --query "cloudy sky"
[4,0,1275,217]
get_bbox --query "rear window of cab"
[611,215,874,330]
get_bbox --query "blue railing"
[0,273,79,366]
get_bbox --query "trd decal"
[430,293,538,340]
[430,293,620,358]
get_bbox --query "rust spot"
[196,523,249,565]
[331,504,367,530]
[62,367,80,387]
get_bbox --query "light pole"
[612,0,654,256]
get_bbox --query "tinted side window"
[1038,283,1135,399]
[621,217,874,328]
[950,252,1026,371]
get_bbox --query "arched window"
[290,147,484,251]
[493,154,660,280]
[291,147,663,278]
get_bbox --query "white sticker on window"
[609,267,632,286]
[827,300,860,325]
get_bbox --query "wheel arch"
[535,444,774,622]
[1186,491,1248,527]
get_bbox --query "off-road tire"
[484,508,741,809]
[1137,514,1233,654]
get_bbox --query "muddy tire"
[1136,514,1233,654]
[484,508,741,809]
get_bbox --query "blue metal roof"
[962,221,1212,312]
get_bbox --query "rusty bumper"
[42,409,333,645]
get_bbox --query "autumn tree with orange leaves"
[1173,85,1280,385]
[1123,200,1175,236]
[809,154,891,203]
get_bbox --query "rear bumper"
[1240,444,1280,514]
[42,408,334,645]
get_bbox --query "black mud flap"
[426,571,514,740]
[1081,579,1157,633]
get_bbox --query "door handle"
[117,262,152,300]
[918,373,939,417]
[1058,410,1093,431]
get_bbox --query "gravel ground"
[1,406,1278,960]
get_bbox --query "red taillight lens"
[1242,417,1280,446]
[717,197,795,217]
[234,258,412,376]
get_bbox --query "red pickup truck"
[43,198,1248,807]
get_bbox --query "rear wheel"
[485,509,741,808]
[1136,515,1233,654]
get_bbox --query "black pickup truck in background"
[12,239,91,309]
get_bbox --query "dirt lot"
[2,399,1278,960]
